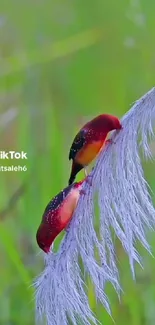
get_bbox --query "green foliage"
[0,0,155,324]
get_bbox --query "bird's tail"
[68,162,83,185]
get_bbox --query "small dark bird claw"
[105,139,112,145]
[65,225,71,233]
[105,139,116,145]
[80,189,86,195]
[85,176,92,186]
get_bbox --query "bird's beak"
[44,247,50,254]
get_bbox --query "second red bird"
[36,180,84,253]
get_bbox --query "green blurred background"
[0,0,155,324]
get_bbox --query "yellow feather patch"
[75,140,105,166]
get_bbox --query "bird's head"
[36,223,53,253]
[94,114,122,132]
[109,115,122,131]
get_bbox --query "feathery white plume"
[34,87,155,325]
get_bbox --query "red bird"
[36,180,85,253]
[68,114,122,185]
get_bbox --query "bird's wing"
[43,184,74,216]
[69,128,88,160]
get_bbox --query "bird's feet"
[85,175,93,186]
[79,189,86,196]
[79,177,93,196]
[105,138,115,146]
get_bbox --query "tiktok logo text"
[0,151,27,159]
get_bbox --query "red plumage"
[68,114,122,185]
[36,180,84,253]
